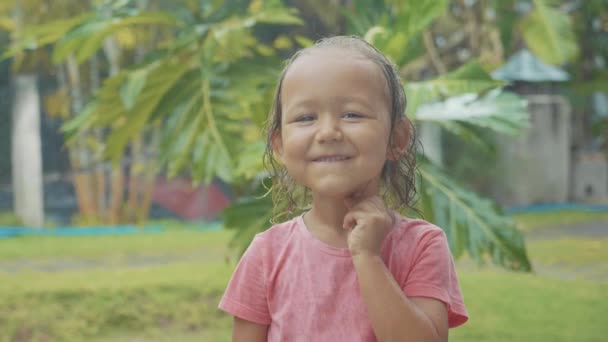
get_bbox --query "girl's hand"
[343,194,394,257]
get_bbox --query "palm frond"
[520,0,578,65]
[418,160,532,271]
[415,89,530,136]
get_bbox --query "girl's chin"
[308,184,369,200]
[300,176,381,200]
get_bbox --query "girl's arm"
[353,254,448,342]
[344,195,458,341]
[233,316,268,342]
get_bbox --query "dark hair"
[263,35,418,218]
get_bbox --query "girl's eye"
[343,112,363,119]
[295,114,316,122]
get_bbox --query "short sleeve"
[218,235,272,325]
[402,229,469,328]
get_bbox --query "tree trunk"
[90,55,108,220]
[131,0,159,224]
[102,36,125,224]
[137,127,160,223]
[65,55,97,222]
[127,136,142,222]
[11,74,44,227]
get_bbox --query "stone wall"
[571,151,608,201]
[494,95,573,207]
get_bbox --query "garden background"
[1,0,607,341]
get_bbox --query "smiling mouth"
[313,156,352,162]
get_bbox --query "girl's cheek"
[286,129,312,144]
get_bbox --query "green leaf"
[391,0,448,39]
[1,14,93,61]
[112,11,178,26]
[52,19,109,63]
[120,68,148,110]
[418,160,532,271]
[404,60,506,116]
[294,35,313,48]
[190,129,211,182]
[415,89,530,136]
[351,0,447,65]
[520,0,579,65]
[342,1,383,35]
[222,192,274,256]
[166,104,204,179]
[52,11,178,64]
[435,121,496,154]
[102,61,191,162]
[60,102,97,143]
[150,70,201,123]
[251,8,303,25]
[234,140,266,180]
[566,71,608,95]
[441,60,496,81]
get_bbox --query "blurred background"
[0,0,607,341]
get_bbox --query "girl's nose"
[316,118,343,143]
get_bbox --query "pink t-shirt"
[219,214,468,341]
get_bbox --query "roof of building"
[492,49,570,82]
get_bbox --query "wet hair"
[263,35,418,218]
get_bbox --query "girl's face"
[274,48,393,199]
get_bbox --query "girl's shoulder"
[384,215,448,251]
[392,214,445,236]
[247,216,302,251]
[255,216,301,240]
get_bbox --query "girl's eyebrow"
[284,96,375,114]
[283,99,316,115]
[331,95,379,114]
[333,95,374,108]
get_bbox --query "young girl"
[219,36,468,341]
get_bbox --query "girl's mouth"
[313,155,351,162]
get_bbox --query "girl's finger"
[343,212,357,230]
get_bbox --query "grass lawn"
[1,213,607,341]
[512,210,608,232]
[527,238,608,266]
[0,228,236,342]
[0,226,230,262]
[452,270,608,341]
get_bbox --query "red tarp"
[152,177,230,220]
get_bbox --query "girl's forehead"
[281,48,391,105]
[288,47,377,73]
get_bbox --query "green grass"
[0,229,235,342]
[523,238,608,281]
[513,210,608,232]
[0,282,231,342]
[527,238,608,267]
[3,260,607,342]
[0,228,231,261]
[2,217,608,341]
[451,270,608,341]
[0,212,22,226]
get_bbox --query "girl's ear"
[271,131,284,161]
[387,118,411,161]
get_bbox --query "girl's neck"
[303,181,381,247]
[308,195,349,230]
[303,194,351,248]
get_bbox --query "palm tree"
[2,0,64,227]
